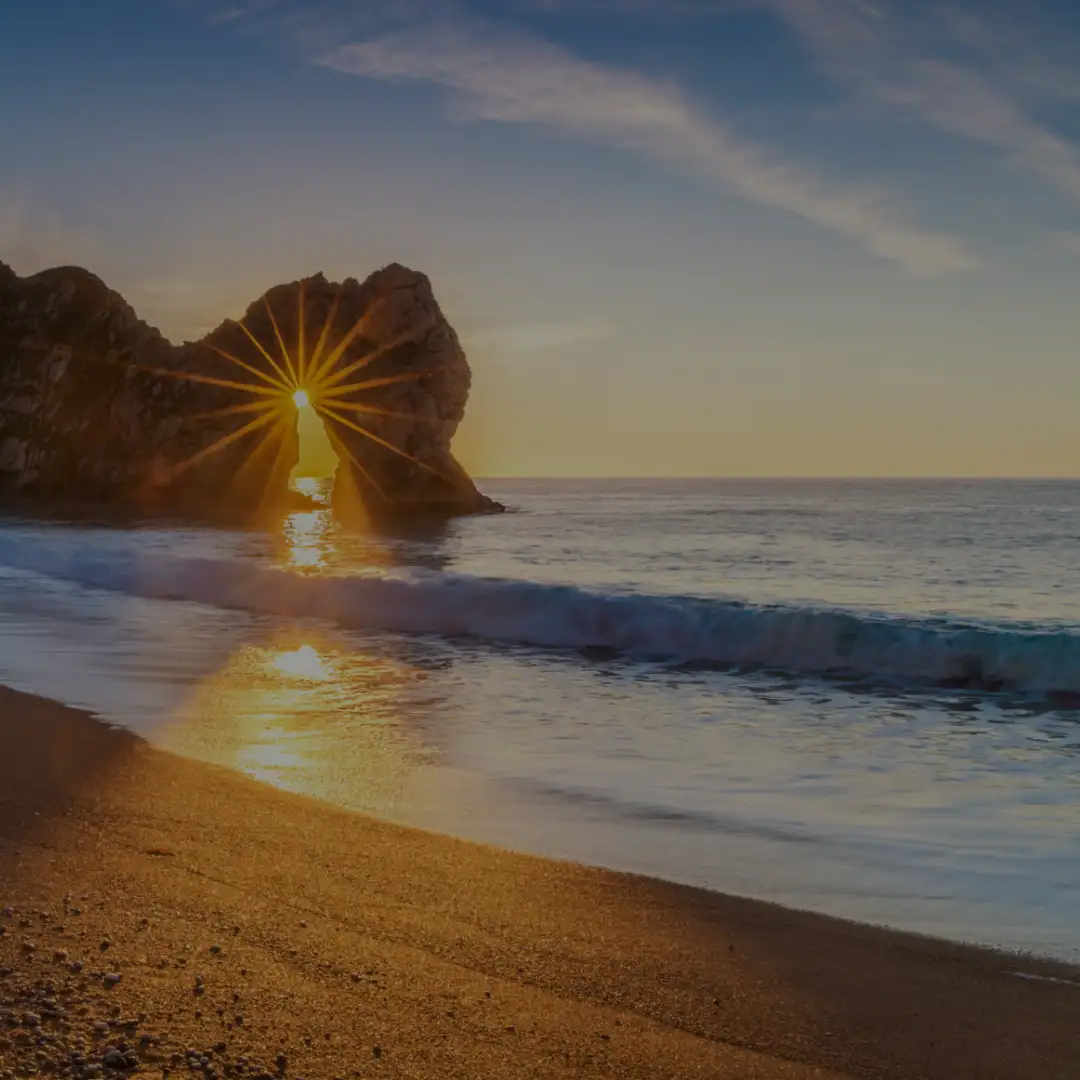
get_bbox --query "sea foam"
[0,538,1077,700]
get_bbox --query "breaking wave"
[0,538,1077,700]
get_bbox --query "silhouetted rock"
[0,259,499,523]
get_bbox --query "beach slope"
[0,685,1077,1079]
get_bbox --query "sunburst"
[130,287,444,498]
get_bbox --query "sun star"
[121,283,445,493]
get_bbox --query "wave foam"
[1,538,1078,699]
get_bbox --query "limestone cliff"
[0,260,499,523]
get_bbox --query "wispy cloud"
[766,0,1080,204]
[321,23,975,275]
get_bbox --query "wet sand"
[1,685,1078,1079]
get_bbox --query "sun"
[292,388,310,409]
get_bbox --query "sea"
[0,479,1077,961]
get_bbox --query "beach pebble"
[70,961,84,974]
[103,974,121,988]
[209,944,221,955]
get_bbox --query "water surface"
[0,479,1077,960]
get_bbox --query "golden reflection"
[159,634,435,813]
[281,509,334,571]
[273,643,329,681]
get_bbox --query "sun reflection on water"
[159,634,436,813]
[273,643,330,680]
[281,509,334,571]
[291,476,325,500]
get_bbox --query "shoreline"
[1,683,1079,1079]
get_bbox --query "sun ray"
[209,345,291,394]
[185,399,283,423]
[264,298,298,387]
[296,281,306,387]
[316,400,415,421]
[116,361,282,398]
[236,317,294,390]
[318,333,419,392]
[306,287,342,385]
[234,413,292,491]
[307,299,395,389]
[324,426,387,500]
[319,404,445,478]
[318,370,426,401]
[166,407,283,479]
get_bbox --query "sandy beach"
[0,684,1078,1080]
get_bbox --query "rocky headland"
[0,261,500,524]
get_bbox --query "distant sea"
[0,479,1078,960]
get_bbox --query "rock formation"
[0,260,500,524]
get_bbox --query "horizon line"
[472,475,1080,482]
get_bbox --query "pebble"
[103,974,121,988]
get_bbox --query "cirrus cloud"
[323,23,977,276]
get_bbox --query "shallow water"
[0,479,1077,960]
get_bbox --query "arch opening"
[289,393,340,507]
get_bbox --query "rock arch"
[0,260,499,523]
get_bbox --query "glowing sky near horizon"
[2,1,1079,477]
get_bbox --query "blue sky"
[2,0,1079,475]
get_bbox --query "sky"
[2,0,1079,477]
